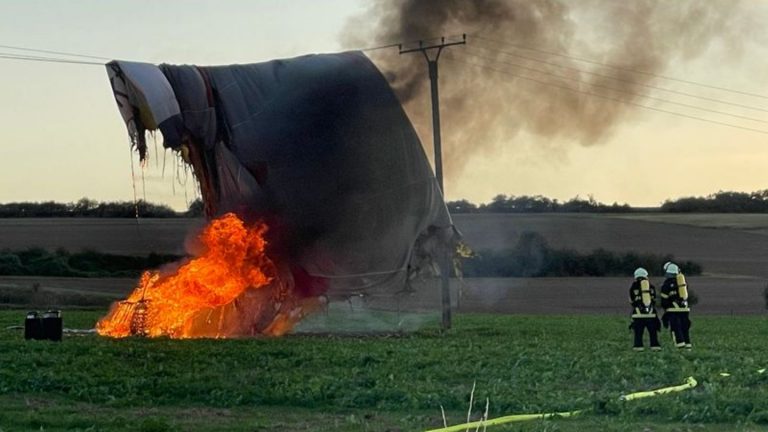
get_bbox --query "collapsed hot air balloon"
[97,52,455,338]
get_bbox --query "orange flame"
[97,213,320,338]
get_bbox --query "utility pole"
[400,34,466,330]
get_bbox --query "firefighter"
[660,262,692,349]
[629,267,661,351]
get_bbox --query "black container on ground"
[42,310,62,342]
[24,311,44,340]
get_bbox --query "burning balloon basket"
[109,299,151,337]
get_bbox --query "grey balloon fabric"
[107,51,454,298]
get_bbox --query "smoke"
[342,0,748,181]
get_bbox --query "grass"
[1,311,767,431]
[0,285,114,309]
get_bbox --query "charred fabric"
[105,52,456,336]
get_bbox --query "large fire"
[97,213,320,338]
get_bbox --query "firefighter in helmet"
[660,261,692,349]
[629,267,661,351]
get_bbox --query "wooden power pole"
[400,35,466,330]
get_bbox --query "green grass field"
[1,312,767,431]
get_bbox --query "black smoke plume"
[343,0,748,182]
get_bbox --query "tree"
[186,199,205,217]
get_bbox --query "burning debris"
[97,213,321,338]
[104,52,455,337]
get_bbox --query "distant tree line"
[0,198,196,218]
[5,190,768,217]
[660,190,768,213]
[448,190,768,213]
[461,232,702,278]
[447,195,633,214]
[0,248,182,278]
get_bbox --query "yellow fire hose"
[618,376,697,401]
[424,410,584,432]
[426,376,697,432]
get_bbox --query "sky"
[1,0,767,210]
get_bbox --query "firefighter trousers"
[667,312,691,347]
[632,317,660,349]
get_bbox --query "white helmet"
[663,261,673,272]
[665,263,680,275]
[634,267,649,279]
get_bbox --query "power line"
[443,56,768,136]
[0,38,413,64]
[3,39,765,134]
[473,35,768,101]
[0,43,111,61]
[0,35,456,66]
[0,53,105,66]
[461,50,768,125]
[359,42,402,52]
[472,43,768,115]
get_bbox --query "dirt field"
[3,214,768,278]
[0,218,202,256]
[453,213,768,278]
[612,213,768,234]
[0,276,131,297]
[2,215,767,315]
[2,275,763,316]
[452,276,766,315]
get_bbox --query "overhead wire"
[0,43,111,61]
[460,50,768,125]
[0,36,459,64]
[473,34,768,100]
[359,42,402,52]
[471,43,768,114]
[0,34,460,65]
[4,38,767,135]
[0,38,430,63]
[0,52,105,66]
[442,55,768,136]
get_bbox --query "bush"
[687,289,699,306]
[186,198,205,217]
[0,253,24,275]
[0,248,182,278]
[461,232,704,277]
[764,284,768,311]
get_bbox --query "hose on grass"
[424,409,584,432]
[619,376,697,401]
[426,376,698,432]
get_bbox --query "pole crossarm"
[398,35,467,61]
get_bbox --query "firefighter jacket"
[660,275,690,312]
[629,278,658,318]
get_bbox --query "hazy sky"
[1,0,767,210]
